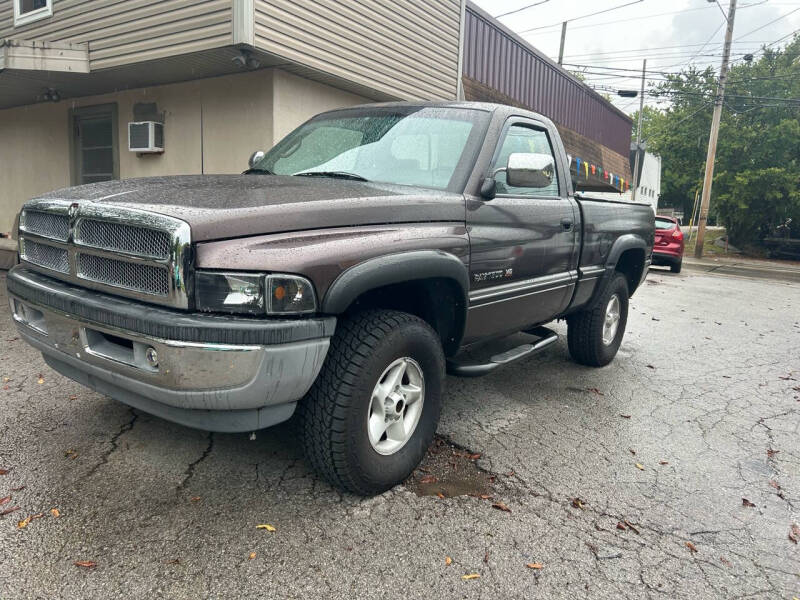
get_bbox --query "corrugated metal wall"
[253,0,461,101]
[0,0,233,70]
[463,2,631,158]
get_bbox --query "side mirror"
[248,150,266,169]
[503,152,555,188]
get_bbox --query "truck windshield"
[253,107,488,190]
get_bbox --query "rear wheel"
[297,309,444,495]
[567,273,629,367]
[670,259,682,273]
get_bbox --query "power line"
[493,0,552,19]
[517,0,644,34]
[734,6,800,40]
[561,40,773,59]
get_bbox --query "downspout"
[455,0,467,100]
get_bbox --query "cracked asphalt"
[1,267,798,599]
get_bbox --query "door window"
[72,106,118,185]
[492,125,559,197]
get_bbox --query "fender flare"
[321,250,469,314]
[606,233,648,268]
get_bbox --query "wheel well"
[615,248,646,295]
[344,278,465,357]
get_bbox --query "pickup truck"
[7,102,654,495]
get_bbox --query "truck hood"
[34,175,465,241]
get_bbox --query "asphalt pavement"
[0,266,798,599]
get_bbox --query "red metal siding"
[464,3,632,158]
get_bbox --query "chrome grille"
[76,219,171,259]
[22,210,70,241]
[17,199,191,308]
[20,238,70,273]
[77,253,170,296]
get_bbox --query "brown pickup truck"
[7,102,654,495]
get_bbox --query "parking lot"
[1,266,798,599]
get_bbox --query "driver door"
[463,120,578,343]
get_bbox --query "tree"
[632,36,800,248]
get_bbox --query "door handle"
[561,218,573,231]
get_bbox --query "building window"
[14,0,53,27]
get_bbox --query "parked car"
[652,215,684,273]
[7,102,654,495]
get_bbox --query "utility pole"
[695,0,737,258]
[558,21,567,65]
[631,59,647,203]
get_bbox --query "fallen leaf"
[504,470,515,477]
[164,558,181,565]
[468,453,482,460]
[789,523,800,544]
[742,498,756,508]
[64,450,78,460]
[1,377,9,382]
[37,375,44,384]
[620,414,631,419]
[436,492,445,499]
[190,496,201,502]
[256,524,276,532]
[17,516,31,529]
[1,506,20,516]
[571,498,585,509]
[616,521,627,531]
[769,480,781,490]
[766,449,780,458]
[686,541,698,553]
[68,395,78,401]
[492,502,511,513]
[419,475,438,484]
[478,494,492,500]
[526,563,544,570]
[0,496,10,506]
[0,468,9,475]
[445,556,452,566]
[461,573,480,580]
[635,463,645,471]
[483,551,489,564]
[720,557,732,567]
[659,460,669,465]
[646,365,655,369]
[587,387,605,396]
[73,561,97,569]
[624,520,640,534]
[50,508,61,518]
[11,486,25,492]
[248,552,256,560]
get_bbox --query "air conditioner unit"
[128,121,164,153]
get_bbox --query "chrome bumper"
[7,266,334,432]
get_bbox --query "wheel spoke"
[368,411,388,445]
[385,417,406,442]
[378,361,406,397]
[399,382,422,405]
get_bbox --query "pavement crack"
[77,408,138,481]
[177,432,214,492]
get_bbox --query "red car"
[652,215,684,273]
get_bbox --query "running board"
[447,327,559,377]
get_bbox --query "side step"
[446,327,559,377]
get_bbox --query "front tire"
[297,309,445,495]
[567,273,629,367]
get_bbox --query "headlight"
[195,272,317,315]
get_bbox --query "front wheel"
[567,273,629,367]
[297,309,445,495]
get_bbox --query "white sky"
[470,0,800,114]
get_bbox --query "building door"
[462,119,579,343]
[71,104,119,185]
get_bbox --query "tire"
[670,259,682,273]
[297,309,445,495]
[567,273,629,367]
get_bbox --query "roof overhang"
[0,39,88,73]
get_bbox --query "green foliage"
[631,36,800,247]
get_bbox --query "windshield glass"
[253,107,489,190]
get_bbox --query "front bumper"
[7,266,334,432]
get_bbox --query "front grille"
[77,253,170,296]
[20,238,70,273]
[22,211,69,241]
[76,219,171,259]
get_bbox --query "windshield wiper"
[243,167,275,175]
[294,171,369,182]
